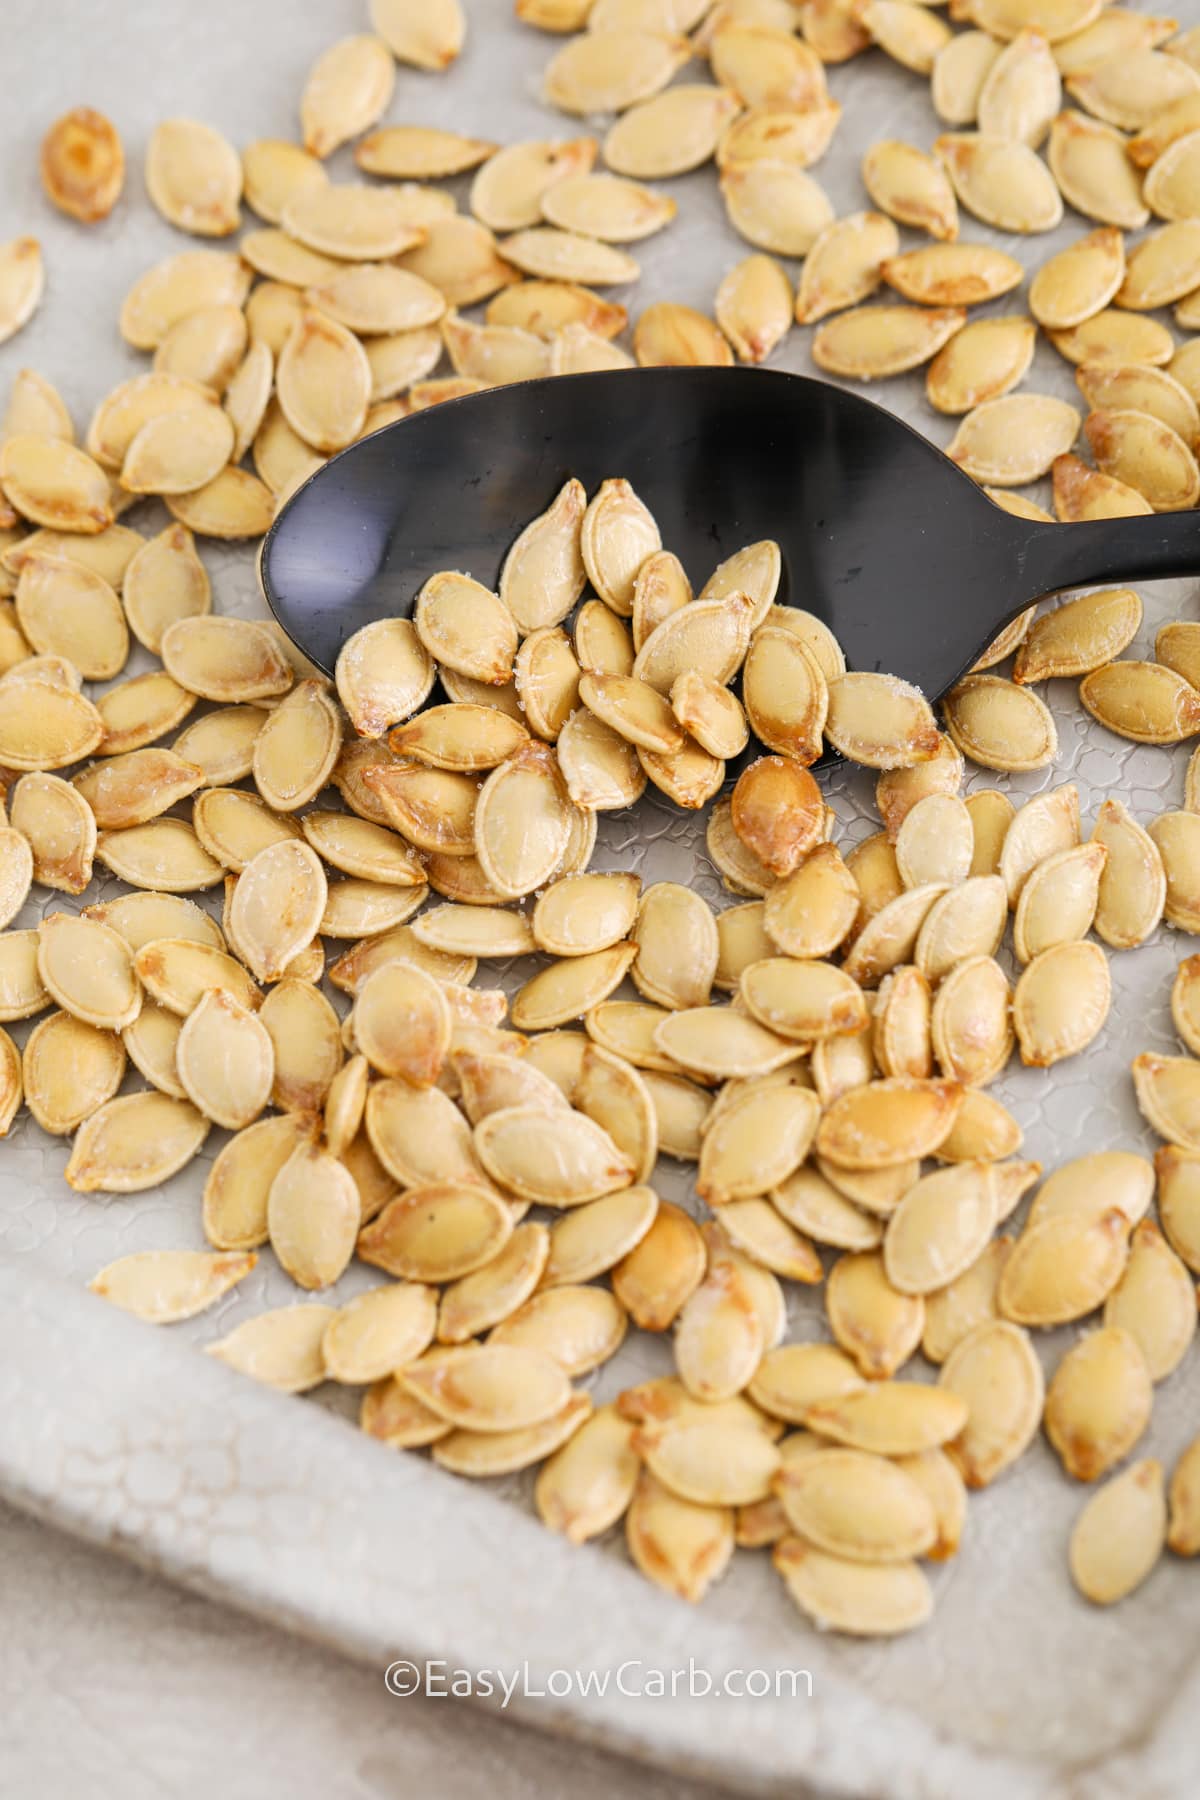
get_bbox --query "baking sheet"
[3,1,1200,1794]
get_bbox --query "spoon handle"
[1021,512,1200,602]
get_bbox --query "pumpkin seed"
[1168,1432,1200,1555]
[713,253,793,363]
[936,1317,1042,1486]
[334,618,434,739]
[882,241,1023,308]
[403,1342,570,1433]
[842,882,948,988]
[1102,1220,1195,1380]
[0,929,49,1020]
[432,1392,593,1479]
[805,1380,969,1456]
[251,679,341,813]
[603,83,742,178]
[626,1470,734,1602]
[490,1283,627,1375]
[998,1205,1129,1327]
[774,1535,931,1637]
[943,672,1057,771]
[1045,1324,1152,1481]
[475,1101,635,1204]
[824,1249,925,1376]
[876,736,963,840]
[40,106,124,223]
[964,790,1016,883]
[209,1304,333,1392]
[935,129,1062,232]
[36,912,139,1032]
[1013,587,1140,685]
[300,33,395,159]
[275,311,370,453]
[66,1090,209,1192]
[1071,1459,1165,1603]
[1146,126,1200,223]
[1133,1051,1200,1148]
[1084,406,1200,511]
[817,1076,962,1171]
[1069,46,1199,132]
[977,27,1061,144]
[773,1446,935,1561]
[144,118,241,238]
[948,393,1080,484]
[824,671,941,768]
[370,0,465,68]
[22,1010,123,1134]
[173,988,272,1132]
[697,1081,820,1203]
[606,1198,705,1329]
[88,1248,253,1323]
[861,138,958,240]
[1012,841,1105,961]
[921,1235,1013,1362]
[998,783,1080,906]
[1150,811,1200,931]
[895,793,973,891]
[358,1181,513,1284]
[674,1258,765,1401]
[533,1401,639,1542]
[227,839,326,983]
[1029,228,1126,334]
[884,1162,997,1295]
[9,771,93,891]
[1048,110,1150,228]
[1028,1152,1154,1235]
[930,953,1013,1085]
[812,303,966,381]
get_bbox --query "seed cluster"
[3,0,1200,1641]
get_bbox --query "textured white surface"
[4,0,1200,1795]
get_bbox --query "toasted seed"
[938,1318,1043,1486]
[0,239,44,349]
[85,892,221,957]
[729,756,824,879]
[300,33,395,159]
[921,1235,1012,1362]
[1048,109,1150,230]
[812,303,965,381]
[36,912,139,1032]
[168,467,276,542]
[935,130,1062,232]
[357,123,493,182]
[713,253,793,363]
[475,1102,634,1205]
[631,1413,779,1509]
[89,1247,253,1323]
[1077,369,1199,456]
[12,553,127,681]
[66,1090,209,1193]
[826,1250,925,1377]
[174,988,272,1132]
[9,771,92,892]
[354,961,451,1086]
[942,673,1057,771]
[333,617,434,739]
[1068,44,1199,132]
[318,1282,437,1385]
[772,1167,881,1252]
[999,1206,1129,1327]
[432,1391,593,1478]
[998,784,1079,908]
[759,845,855,963]
[534,1401,638,1542]
[842,883,947,989]
[805,1381,969,1455]
[1028,1151,1154,1233]
[884,1163,997,1295]
[358,1181,513,1284]
[858,0,951,72]
[227,839,326,983]
[674,1260,764,1401]
[893,794,972,892]
[862,139,958,240]
[1045,1324,1152,1482]
[40,107,124,222]
[976,27,1061,144]
[740,957,867,1044]
[718,157,834,258]
[930,953,1013,1086]
[543,26,689,115]
[1118,220,1200,313]
[1146,125,1200,222]
[132,939,258,1019]
[1133,1051,1200,1148]
[0,432,110,533]
[1102,1219,1195,1380]
[963,792,1015,884]
[240,138,328,227]
[1013,842,1106,963]
[119,249,249,351]
[773,1447,934,1561]
[882,242,1023,310]
[654,1003,798,1080]
[22,1010,123,1134]
[948,394,1080,485]
[604,83,742,179]
[1149,812,1200,932]
[275,311,370,453]
[251,679,341,814]
[823,671,940,770]
[145,118,241,238]
[932,28,1004,124]
[875,738,963,843]
[193,787,300,873]
[626,1470,734,1602]
[1029,228,1125,334]
[370,0,464,66]
[606,1199,704,1330]
[748,1343,865,1425]
[697,1082,820,1204]
[1013,588,1140,686]
[792,212,894,326]
[403,1342,570,1433]
[774,1535,930,1637]
[1011,939,1110,1067]
[1084,407,1200,511]
[817,1077,962,1170]
[490,1283,626,1375]
[254,980,341,1115]
[209,1304,333,1392]
[470,741,569,898]
[1167,1431,1200,1555]
[161,616,291,706]
[0,929,49,1021]
[1071,1459,1165,1603]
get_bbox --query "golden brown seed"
[938,1318,1043,1488]
[1133,1052,1200,1149]
[943,673,1057,771]
[41,108,124,223]
[1048,110,1149,230]
[947,394,1080,485]
[1084,407,1200,511]
[1046,1325,1153,1482]
[300,34,395,159]
[1071,1460,1166,1604]
[826,1250,925,1378]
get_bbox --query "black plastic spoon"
[261,366,1199,701]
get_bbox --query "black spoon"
[261,365,1200,703]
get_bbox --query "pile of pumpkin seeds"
[4,0,1200,1639]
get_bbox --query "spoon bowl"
[262,366,1200,702]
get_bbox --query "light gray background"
[4,1,1200,1796]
